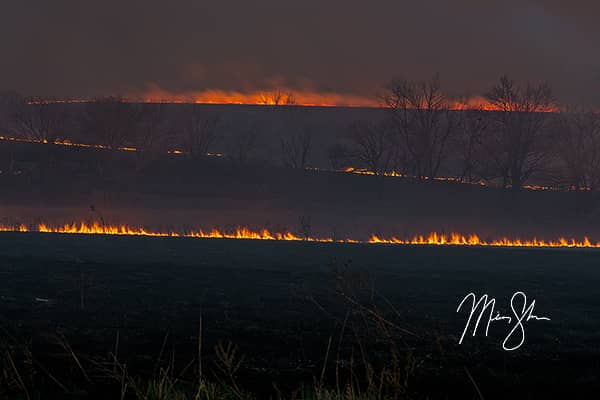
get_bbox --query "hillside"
[1,137,599,241]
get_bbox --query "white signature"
[456,291,551,351]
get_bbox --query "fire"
[0,135,137,152]
[25,222,343,242]
[137,87,558,111]
[340,167,475,183]
[0,224,28,232]
[139,91,528,111]
[368,233,597,248]
[0,221,598,249]
[26,91,522,111]
[0,135,223,158]
[137,86,380,108]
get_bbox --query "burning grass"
[0,135,224,157]
[0,221,599,249]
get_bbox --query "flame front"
[25,92,536,111]
[368,233,597,248]
[0,221,598,249]
[0,135,223,157]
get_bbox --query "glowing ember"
[0,222,597,249]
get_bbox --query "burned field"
[1,232,599,398]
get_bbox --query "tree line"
[0,95,220,161]
[1,75,599,192]
[335,75,600,192]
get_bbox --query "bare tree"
[382,74,454,179]
[326,143,352,170]
[552,108,600,190]
[181,104,219,159]
[84,96,140,149]
[12,98,68,143]
[136,103,169,153]
[227,123,260,165]
[264,94,313,169]
[454,104,488,183]
[483,75,555,191]
[0,92,24,175]
[280,126,312,169]
[0,91,23,133]
[258,89,296,106]
[348,120,392,175]
[385,126,407,175]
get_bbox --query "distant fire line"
[25,96,558,112]
[0,135,222,157]
[25,97,376,108]
[0,222,598,249]
[0,135,573,192]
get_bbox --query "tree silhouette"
[279,126,312,169]
[181,104,220,159]
[553,108,600,190]
[483,75,555,191]
[454,103,488,183]
[13,98,68,143]
[383,74,454,179]
[348,119,392,175]
[84,97,140,150]
[258,89,296,106]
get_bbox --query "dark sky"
[2,0,599,105]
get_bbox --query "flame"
[368,233,597,248]
[336,167,583,190]
[138,91,530,111]
[340,167,473,183]
[0,135,137,152]
[33,222,341,242]
[26,91,523,111]
[136,87,558,111]
[0,135,223,157]
[0,224,28,232]
[137,86,379,108]
[0,221,598,249]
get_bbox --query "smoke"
[1,0,598,105]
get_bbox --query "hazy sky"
[2,0,599,105]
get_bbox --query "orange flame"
[0,135,222,157]
[0,224,28,233]
[0,135,136,152]
[0,222,598,249]
[137,87,380,108]
[26,91,525,111]
[368,233,597,248]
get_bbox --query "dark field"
[1,232,599,398]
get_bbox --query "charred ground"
[0,233,599,398]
